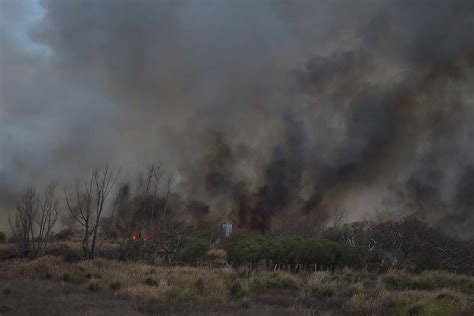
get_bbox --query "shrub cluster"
[225,235,365,269]
[324,217,474,273]
[178,237,210,263]
[122,239,146,261]
[121,236,211,264]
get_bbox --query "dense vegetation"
[4,165,472,275]
[2,211,473,314]
[2,165,473,314]
[3,216,472,275]
[224,235,365,269]
[115,216,472,274]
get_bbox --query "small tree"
[64,166,120,259]
[9,184,59,258]
[111,163,188,263]
[32,184,59,256]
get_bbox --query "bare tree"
[9,186,37,258]
[90,166,120,258]
[136,163,162,237]
[32,184,59,256]
[143,172,188,264]
[111,163,186,263]
[9,184,59,258]
[65,166,120,259]
[64,177,94,258]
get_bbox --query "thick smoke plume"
[1,0,474,238]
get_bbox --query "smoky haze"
[1,0,474,238]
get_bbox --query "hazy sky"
[1,0,474,237]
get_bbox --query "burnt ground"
[0,280,322,316]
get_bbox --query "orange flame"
[130,230,153,241]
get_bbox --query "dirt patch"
[0,279,143,315]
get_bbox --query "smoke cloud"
[1,0,474,238]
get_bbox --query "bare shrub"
[53,228,74,241]
[111,163,188,263]
[207,248,227,262]
[324,217,473,273]
[0,243,19,260]
[9,184,59,258]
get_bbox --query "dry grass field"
[0,255,472,315]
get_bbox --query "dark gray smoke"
[1,0,474,238]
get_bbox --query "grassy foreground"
[0,256,473,315]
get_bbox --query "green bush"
[305,283,335,299]
[339,269,370,284]
[333,243,366,268]
[249,271,300,292]
[302,239,337,268]
[225,235,366,269]
[262,236,305,265]
[390,293,461,316]
[225,235,267,265]
[122,239,145,261]
[178,237,210,263]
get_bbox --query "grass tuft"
[110,281,122,290]
[88,280,101,292]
